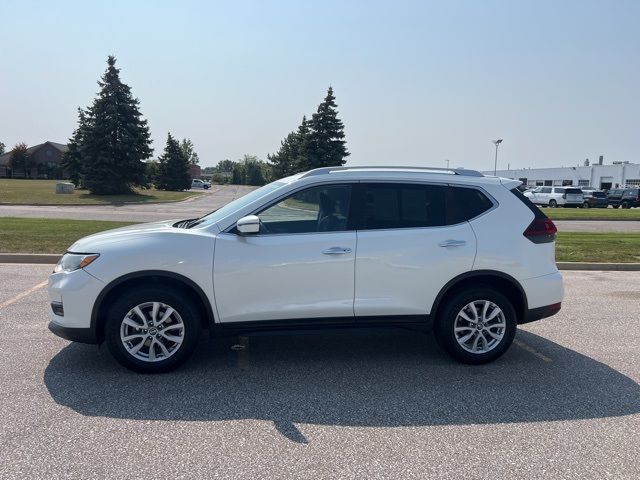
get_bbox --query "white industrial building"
[487,160,640,190]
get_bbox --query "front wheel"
[104,287,201,373]
[435,288,517,364]
[582,201,590,209]
[621,201,630,209]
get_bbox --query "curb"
[556,262,640,271]
[1,254,639,271]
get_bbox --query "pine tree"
[63,108,89,187]
[155,133,191,191]
[307,86,349,169]
[8,142,30,177]
[80,56,153,194]
[0,141,5,156]
[268,116,311,179]
[180,138,200,165]
[268,131,299,179]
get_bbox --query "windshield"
[190,181,287,229]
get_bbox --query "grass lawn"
[1,218,639,263]
[555,232,640,263]
[544,207,640,220]
[0,218,134,254]
[0,179,200,205]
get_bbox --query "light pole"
[445,159,450,169]
[492,138,503,175]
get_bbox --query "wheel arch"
[91,270,215,343]
[430,270,528,325]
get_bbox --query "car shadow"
[44,329,640,443]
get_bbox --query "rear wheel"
[582,201,590,209]
[105,287,201,373]
[549,199,557,208]
[435,288,517,364]
[621,201,630,209]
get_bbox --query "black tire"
[549,199,557,208]
[582,202,590,209]
[621,201,630,209]
[435,287,517,364]
[612,205,619,209]
[104,287,201,373]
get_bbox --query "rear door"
[352,183,483,318]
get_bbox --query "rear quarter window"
[447,186,494,224]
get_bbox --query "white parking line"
[0,280,48,309]
[514,339,552,362]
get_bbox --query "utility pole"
[445,159,450,169]
[492,139,503,175]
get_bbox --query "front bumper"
[48,321,98,343]
[48,268,104,343]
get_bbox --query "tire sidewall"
[436,288,517,364]
[105,287,201,373]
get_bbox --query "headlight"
[54,253,100,273]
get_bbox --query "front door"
[213,184,356,323]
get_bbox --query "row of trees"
[64,56,200,194]
[267,86,349,179]
[10,56,349,193]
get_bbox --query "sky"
[1,0,639,171]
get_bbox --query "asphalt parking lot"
[0,265,638,479]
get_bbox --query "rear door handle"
[322,247,352,255]
[438,240,466,248]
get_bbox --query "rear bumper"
[521,302,562,324]
[48,321,98,344]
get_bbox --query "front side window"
[358,183,446,229]
[555,188,566,194]
[258,184,352,234]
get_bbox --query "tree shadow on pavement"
[44,329,640,443]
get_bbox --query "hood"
[68,219,182,252]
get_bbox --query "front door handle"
[438,240,466,248]
[322,247,352,255]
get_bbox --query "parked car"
[607,188,640,209]
[524,186,584,208]
[48,166,563,372]
[582,190,608,208]
[191,178,211,189]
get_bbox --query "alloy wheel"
[454,300,506,354]
[120,302,185,362]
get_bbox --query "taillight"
[523,218,557,244]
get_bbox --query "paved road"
[0,266,638,479]
[0,185,258,223]
[1,185,639,231]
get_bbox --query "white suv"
[48,166,563,372]
[524,186,584,207]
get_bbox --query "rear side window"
[555,188,565,194]
[510,188,547,219]
[358,183,446,229]
[447,186,494,224]
[565,188,582,194]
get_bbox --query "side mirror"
[236,215,260,234]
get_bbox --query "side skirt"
[212,315,432,337]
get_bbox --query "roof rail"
[300,166,484,178]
